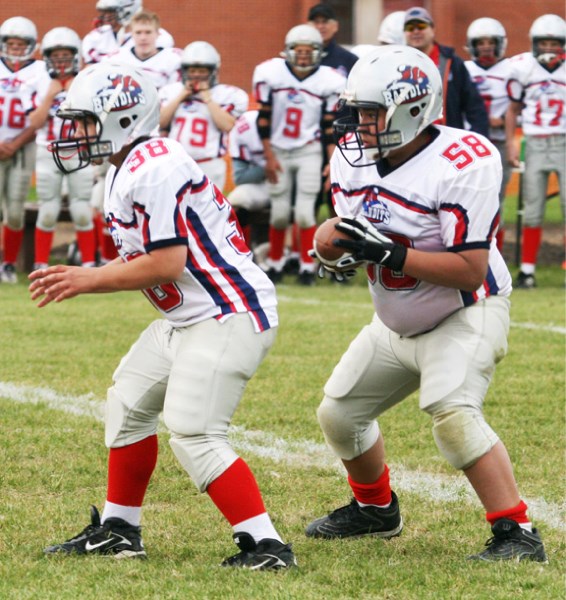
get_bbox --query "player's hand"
[307,249,357,282]
[264,155,282,184]
[28,265,95,308]
[334,217,407,271]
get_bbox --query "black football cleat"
[221,532,297,570]
[468,518,548,563]
[44,505,147,559]
[305,492,403,539]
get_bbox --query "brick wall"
[1,0,564,92]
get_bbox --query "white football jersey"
[465,59,512,141]
[34,87,70,147]
[82,24,174,64]
[104,136,277,332]
[104,46,181,90]
[507,52,566,135]
[0,59,51,141]
[159,82,249,161]
[252,57,346,150]
[331,126,512,337]
[229,110,266,168]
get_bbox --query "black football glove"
[334,217,407,271]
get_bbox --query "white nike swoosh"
[380,250,391,264]
[85,534,132,552]
[250,555,287,570]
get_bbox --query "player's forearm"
[206,101,236,132]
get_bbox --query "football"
[313,217,354,268]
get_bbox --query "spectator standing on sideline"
[0,16,50,284]
[159,41,248,192]
[30,27,96,271]
[30,62,296,571]
[306,45,547,564]
[505,14,566,288]
[404,7,489,137]
[465,18,513,251]
[252,24,345,285]
[227,110,270,252]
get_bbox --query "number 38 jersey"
[0,59,50,141]
[158,82,248,161]
[331,125,512,337]
[104,136,278,332]
[252,57,345,150]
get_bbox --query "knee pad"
[37,199,60,230]
[69,200,94,230]
[169,433,238,492]
[316,395,380,461]
[105,386,159,448]
[431,408,499,470]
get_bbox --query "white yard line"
[2,381,564,532]
[277,295,566,335]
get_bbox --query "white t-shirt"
[104,136,277,331]
[331,125,512,337]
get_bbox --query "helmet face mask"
[0,16,38,63]
[51,63,159,174]
[181,41,221,87]
[529,14,566,68]
[283,24,323,73]
[334,45,443,167]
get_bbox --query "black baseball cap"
[308,4,337,21]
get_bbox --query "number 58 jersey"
[104,136,278,332]
[331,125,512,337]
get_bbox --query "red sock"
[76,229,96,264]
[495,229,505,252]
[106,435,158,506]
[206,458,266,526]
[291,223,300,253]
[299,225,316,264]
[2,226,24,264]
[268,226,286,262]
[348,464,392,506]
[34,228,54,264]
[521,226,542,265]
[486,500,529,526]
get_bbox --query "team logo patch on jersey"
[92,73,146,113]
[382,64,432,106]
[472,75,490,93]
[362,187,391,225]
[286,89,304,104]
[0,76,24,92]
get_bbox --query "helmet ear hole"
[410,106,421,117]
[119,116,133,129]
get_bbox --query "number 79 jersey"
[104,136,278,332]
[331,125,512,337]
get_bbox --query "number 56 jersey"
[104,136,278,332]
[331,125,512,337]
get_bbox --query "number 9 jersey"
[331,125,512,337]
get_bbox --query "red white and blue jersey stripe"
[331,125,512,337]
[104,137,278,332]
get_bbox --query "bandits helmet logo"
[382,64,432,107]
[92,72,146,113]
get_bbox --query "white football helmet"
[41,27,82,79]
[466,18,507,60]
[181,41,221,86]
[334,45,443,165]
[51,62,159,174]
[0,16,38,62]
[283,24,323,73]
[377,11,406,46]
[95,0,142,26]
[529,14,566,66]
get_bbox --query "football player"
[30,27,96,270]
[0,16,51,283]
[252,24,346,285]
[505,14,566,288]
[159,41,248,192]
[465,18,513,251]
[29,62,296,570]
[306,45,547,563]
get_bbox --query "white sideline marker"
[1,381,564,532]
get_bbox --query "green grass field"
[0,266,564,599]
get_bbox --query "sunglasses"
[404,22,429,32]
